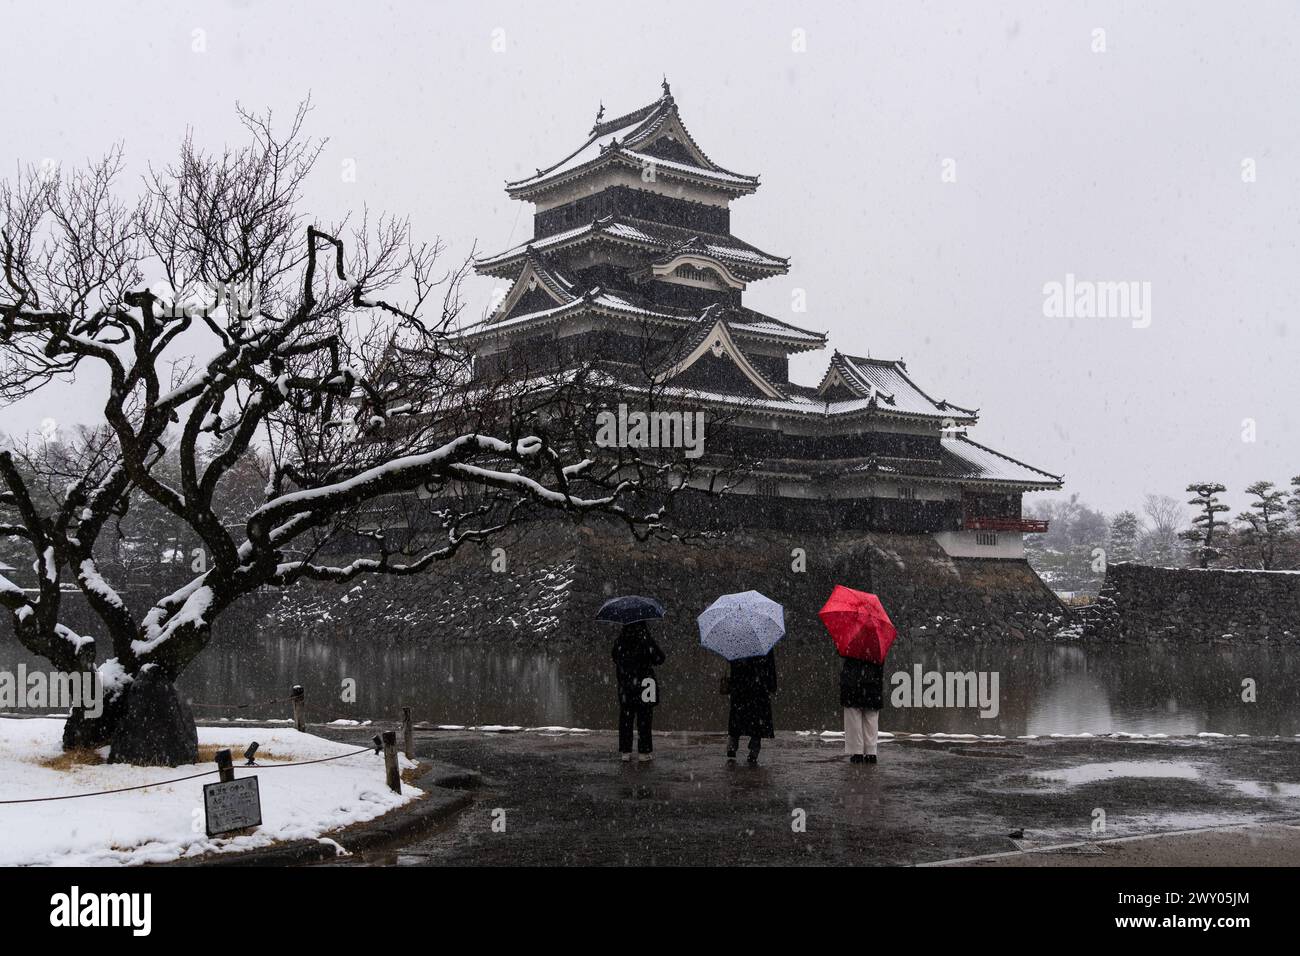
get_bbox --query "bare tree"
[0,103,697,764]
[1140,493,1183,565]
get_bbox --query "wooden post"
[382,730,401,793]
[291,684,305,732]
[402,706,414,761]
[214,748,235,783]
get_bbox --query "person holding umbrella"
[599,596,667,762]
[818,585,897,765]
[697,591,784,766]
[727,650,778,765]
[840,655,884,763]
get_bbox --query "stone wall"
[254,519,1067,643]
[1081,562,1300,644]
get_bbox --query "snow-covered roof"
[608,374,974,425]
[817,352,977,421]
[941,436,1063,485]
[653,307,788,399]
[847,435,1062,488]
[459,293,824,352]
[459,318,972,425]
[464,290,677,337]
[434,355,1061,487]
[479,253,580,322]
[726,309,826,346]
[504,86,760,199]
[474,215,788,280]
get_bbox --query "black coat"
[840,657,884,710]
[728,650,777,738]
[612,626,666,708]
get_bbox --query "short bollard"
[291,684,305,732]
[382,730,401,794]
[214,748,235,783]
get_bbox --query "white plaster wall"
[933,529,1025,559]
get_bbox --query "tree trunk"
[61,692,125,752]
[104,669,199,766]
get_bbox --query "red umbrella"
[818,585,897,663]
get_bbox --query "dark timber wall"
[1082,563,1300,644]
[258,520,1067,643]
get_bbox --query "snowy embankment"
[0,718,420,866]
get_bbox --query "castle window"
[975,532,999,547]
[898,486,917,500]
[674,264,718,284]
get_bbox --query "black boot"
[850,754,864,764]
[865,754,877,764]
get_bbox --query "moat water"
[2,627,1296,737]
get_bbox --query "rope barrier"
[234,746,373,770]
[186,694,297,710]
[0,768,221,804]
[0,746,376,805]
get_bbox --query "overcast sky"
[2,0,1297,517]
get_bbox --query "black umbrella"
[596,595,666,625]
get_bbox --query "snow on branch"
[0,99,696,688]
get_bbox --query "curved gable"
[651,252,747,290]
[654,318,785,399]
[490,257,575,323]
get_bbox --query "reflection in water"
[1032,761,1203,785]
[1025,669,1115,737]
[1,627,1297,737]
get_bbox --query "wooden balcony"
[964,516,1049,533]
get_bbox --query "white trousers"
[843,707,880,756]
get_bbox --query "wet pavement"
[316,726,1300,866]
[951,823,1300,866]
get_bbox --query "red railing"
[964,516,1049,533]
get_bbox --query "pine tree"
[1235,481,1290,570]
[1108,510,1141,564]
[1179,482,1229,568]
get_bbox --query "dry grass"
[38,748,106,771]
[38,744,293,770]
[36,740,359,777]
[196,743,290,764]
[401,761,427,785]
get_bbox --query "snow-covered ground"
[0,718,420,866]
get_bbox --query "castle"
[458,82,1062,562]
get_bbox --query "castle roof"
[833,437,1063,491]
[474,214,788,281]
[642,379,972,425]
[816,351,978,420]
[459,279,825,353]
[504,84,760,201]
[651,305,789,399]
